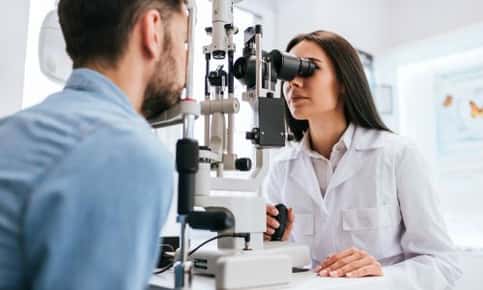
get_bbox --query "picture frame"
[375,84,393,114]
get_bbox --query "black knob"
[272,204,288,241]
[188,209,234,232]
[235,158,252,171]
[246,129,259,141]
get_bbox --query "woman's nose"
[288,76,303,88]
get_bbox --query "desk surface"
[150,270,389,290]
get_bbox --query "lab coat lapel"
[288,152,324,210]
[327,127,385,193]
[326,149,366,193]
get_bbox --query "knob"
[246,128,259,141]
[235,158,252,171]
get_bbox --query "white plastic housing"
[39,10,72,84]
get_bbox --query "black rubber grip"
[271,204,288,241]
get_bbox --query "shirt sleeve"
[22,127,173,290]
[384,143,462,290]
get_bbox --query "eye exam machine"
[38,1,318,289]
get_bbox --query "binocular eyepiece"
[234,49,317,89]
[269,50,318,81]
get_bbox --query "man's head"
[58,0,188,118]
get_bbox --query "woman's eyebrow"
[306,57,323,64]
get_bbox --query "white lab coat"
[263,126,462,289]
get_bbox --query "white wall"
[274,0,388,54]
[384,0,483,51]
[274,0,483,54]
[0,0,31,118]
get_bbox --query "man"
[0,1,188,289]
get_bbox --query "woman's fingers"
[320,252,364,275]
[315,247,383,278]
[346,263,383,278]
[266,216,280,229]
[320,247,362,270]
[265,205,280,238]
[265,204,294,241]
[326,256,373,277]
[266,204,279,216]
[265,227,275,235]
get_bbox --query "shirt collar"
[342,123,355,149]
[299,123,355,158]
[64,68,138,117]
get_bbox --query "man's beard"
[141,50,183,122]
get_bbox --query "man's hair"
[58,0,184,68]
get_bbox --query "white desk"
[150,270,390,290]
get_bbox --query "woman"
[263,31,461,288]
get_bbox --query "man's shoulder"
[0,94,171,184]
[67,118,171,169]
[103,125,172,169]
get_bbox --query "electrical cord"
[189,233,250,256]
[153,244,176,275]
[153,263,174,275]
[153,233,251,275]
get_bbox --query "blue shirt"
[0,69,173,290]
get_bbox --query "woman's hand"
[264,204,294,241]
[314,247,383,278]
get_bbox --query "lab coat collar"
[299,123,355,159]
[282,126,388,201]
[278,125,387,162]
[284,124,356,210]
[327,126,387,192]
[352,126,386,151]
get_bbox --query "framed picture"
[434,66,483,170]
[375,84,393,114]
[358,49,376,90]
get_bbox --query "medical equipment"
[38,1,316,289]
[151,1,314,289]
[39,10,72,84]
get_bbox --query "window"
[190,1,258,162]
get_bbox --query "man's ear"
[139,9,164,60]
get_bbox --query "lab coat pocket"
[292,212,315,245]
[342,204,401,231]
[341,204,402,257]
